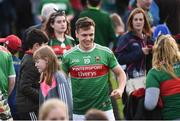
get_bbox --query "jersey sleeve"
[108,49,118,69]
[8,54,16,78]
[146,68,160,88]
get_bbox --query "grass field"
[109,71,125,119]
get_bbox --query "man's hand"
[110,88,124,99]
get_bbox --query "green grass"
[109,71,124,119]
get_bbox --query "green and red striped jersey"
[62,44,118,114]
[146,63,180,119]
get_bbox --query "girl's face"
[132,13,144,32]
[35,58,47,73]
[51,16,67,34]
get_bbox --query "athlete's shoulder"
[63,45,78,57]
[95,44,113,54]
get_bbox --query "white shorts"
[73,109,115,121]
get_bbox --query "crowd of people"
[0,0,180,120]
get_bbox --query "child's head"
[33,45,59,85]
[26,28,49,51]
[85,108,108,120]
[39,98,69,120]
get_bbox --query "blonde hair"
[39,98,69,120]
[127,8,152,37]
[33,45,60,85]
[153,34,180,79]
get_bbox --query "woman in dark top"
[115,8,153,95]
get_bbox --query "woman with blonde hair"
[39,98,69,120]
[33,45,72,119]
[144,34,180,120]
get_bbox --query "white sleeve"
[144,87,160,110]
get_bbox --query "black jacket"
[124,88,162,120]
[16,53,39,113]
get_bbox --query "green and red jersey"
[0,46,15,99]
[49,35,75,60]
[62,44,118,114]
[146,63,180,119]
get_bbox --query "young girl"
[45,10,75,60]
[33,45,72,119]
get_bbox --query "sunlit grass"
[109,71,124,119]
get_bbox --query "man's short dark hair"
[26,28,49,49]
[88,0,101,7]
[75,17,95,32]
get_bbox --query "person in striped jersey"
[62,17,126,121]
[144,34,180,120]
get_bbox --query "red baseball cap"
[0,35,22,51]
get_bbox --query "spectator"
[110,13,125,50]
[39,0,74,21]
[144,34,180,120]
[0,41,15,99]
[115,8,153,95]
[39,98,69,120]
[0,34,22,119]
[16,29,48,120]
[123,0,155,29]
[0,43,15,120]
[45,10,75,60]
[85,109,108,120]
[33,45,73,119]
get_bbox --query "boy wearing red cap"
[0,34,22,119]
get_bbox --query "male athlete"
[62,17,126,121]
